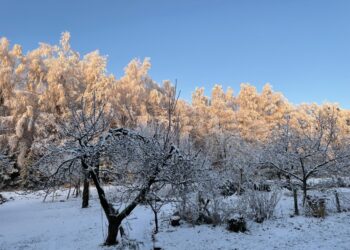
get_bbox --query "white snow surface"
[0,189,349,250]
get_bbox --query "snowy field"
[0,189,350,250]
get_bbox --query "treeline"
[0,32,350,188]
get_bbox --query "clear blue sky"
[1,0,350,108]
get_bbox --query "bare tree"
[36,83,198,246]
[36,94,109,205]
[94,81,187,245]
[264,109,350,204]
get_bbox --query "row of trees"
[1,32,349,189]
[1,33,350,246]
[33,91,350,245]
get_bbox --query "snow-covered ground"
[0,189,350,250]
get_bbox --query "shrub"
[227,214,247,233]
[305,195,326,218]
[237,188,281,223]
[219,180,242,196]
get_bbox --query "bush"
[227,214,247,233]
[237,188,281,223]
[176,191,224,225]
[219,180,242,196]
[305,195,326,218]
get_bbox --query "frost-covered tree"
[109,58,155,127]
[0,37,22,108]
[209,85,236,131]
[35,86,198,246]
[264,105,350,203]
[36,94,109,205]
[235,83,289,142]
[190,87,211,148]
[14,106,36,179]
[2,32,350,201]
[235,83,264,141]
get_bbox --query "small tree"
[36,83,197,246]
[264,108,350,204]
[35,94,109,205]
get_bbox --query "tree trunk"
[87,166,136,245]
[302,179,307,206]
[293,188,299,216]
[300,159,308,206]
[82,177,89,208]
[75,181,81,198]
[80,159,122,245]
[238,168,243,195]
[154,210,159,234]
[88,167,120,245]
[335,191,341,213]
[66,185,71,200]
[81,156,156,245]
[105,218,121,245]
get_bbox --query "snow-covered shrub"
[305,195,326,218]
[174,191,204,225]
[237,188,281,223]
[219,180,242,196]
[175,189,225,226]
[227,214,247,233]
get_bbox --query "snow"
[0,189,350,250]
[0,191,154,250]
[157,213,350,250]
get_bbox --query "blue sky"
[1,0,350,108]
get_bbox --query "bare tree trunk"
[300,159,308,206]
[105,217,121,245]
[66,184,71,200]
[238,168,243,195]
[293,188,299,216]
[153,210,159,234]
[75,181,81,198]
[335,191,341,213]
[82,176,89,208]
[87,166,120,245]
[302,179,307,206]
[88,165,152,245]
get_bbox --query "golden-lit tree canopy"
[0,32,349,180]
